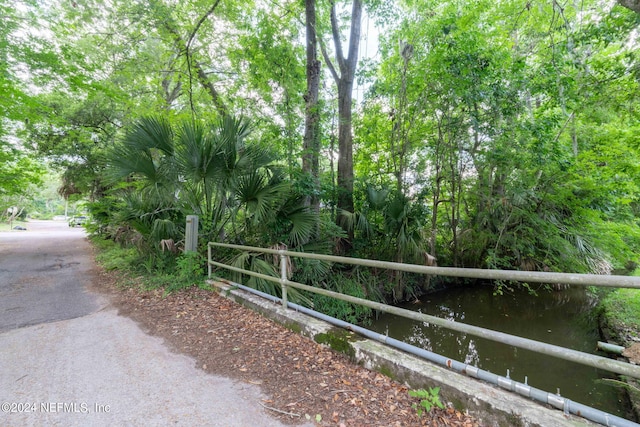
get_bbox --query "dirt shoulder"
[93,269,481,427]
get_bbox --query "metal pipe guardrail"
[209,242,640,289]
[225,280,639,427]
[207,241,640,381]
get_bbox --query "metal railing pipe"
[225,280,639,427]
[208,242,640,289]
[279,252,288,309]
[207,258,640,380]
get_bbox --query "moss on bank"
[314,328,357,359]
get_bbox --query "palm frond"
[126,116,175,155]
[235,172,289,225]
[151,218,179,242]
[107,145,158,183]
[107,116,176,186]
[178,181,206,215]
[229,251,278,292]
[286,210,317,248]
[366,185,390,211]
[384,195,409,225]
[228,251,312,306]
[176,120,207,181]
[220,115,252,145]
[356,211,373,238]
[336,208,356,232]
[215,115,252,170]
[340,209,374,239]
[292,255,333,286]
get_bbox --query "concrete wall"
[211,281,595,427]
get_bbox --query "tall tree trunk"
[618,0,640,13]
[303,0,321,224]
[392,42,413,195]
[336,78,355,217]
[321,0,363,247]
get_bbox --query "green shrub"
[313,272,374,325]
[409,387,445,416]
[600,287,640,340]
[91,235,210,293]
[161,251,206,292]
[92,237,138,271]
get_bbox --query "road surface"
[0,220,298,427]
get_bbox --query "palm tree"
[106,114,318,283]
[340,184,428,301]
[107,115,256,241]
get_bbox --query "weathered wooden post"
[185,215,199,253]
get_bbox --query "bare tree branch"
[186,0,222,50]
[319,37,339,84]
[329,0,346,72]
[162,11,227,117]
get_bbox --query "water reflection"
[369,285,628,417]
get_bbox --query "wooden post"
[185,215,199,253]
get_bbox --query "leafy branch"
[408,387,445,417]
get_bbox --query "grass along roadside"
[90,235,210,293]
[0,219,28,232]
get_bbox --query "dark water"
[369,285,629,417]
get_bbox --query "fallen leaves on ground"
[97,275,483,427]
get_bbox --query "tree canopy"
[3,0,639,303]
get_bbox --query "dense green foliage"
[601,288,640,341]
[3,0,639,319]
[600,269,640,342]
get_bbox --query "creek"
[368,285,630,418]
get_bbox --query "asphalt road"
[0,221,298,427]
[0,221,99,333]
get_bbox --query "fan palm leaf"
[366,185,390,211]
[285,210,317,248]
[126,116,175,155]
[228,251,311,304]
[107,143,159,184]
[175,120,222,182]
[107,116,176,187]
[337,209,374,240]
[151,218,180,242]
[235,171,289,225]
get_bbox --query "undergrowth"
[90,235,208,293]
[599,268,640,343]
[312,270,378,325]
[409,387,445,417]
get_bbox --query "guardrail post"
[185,215,199,253]
[207,243,212,278]
[280,253,288,309]
[206,241,640,380]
